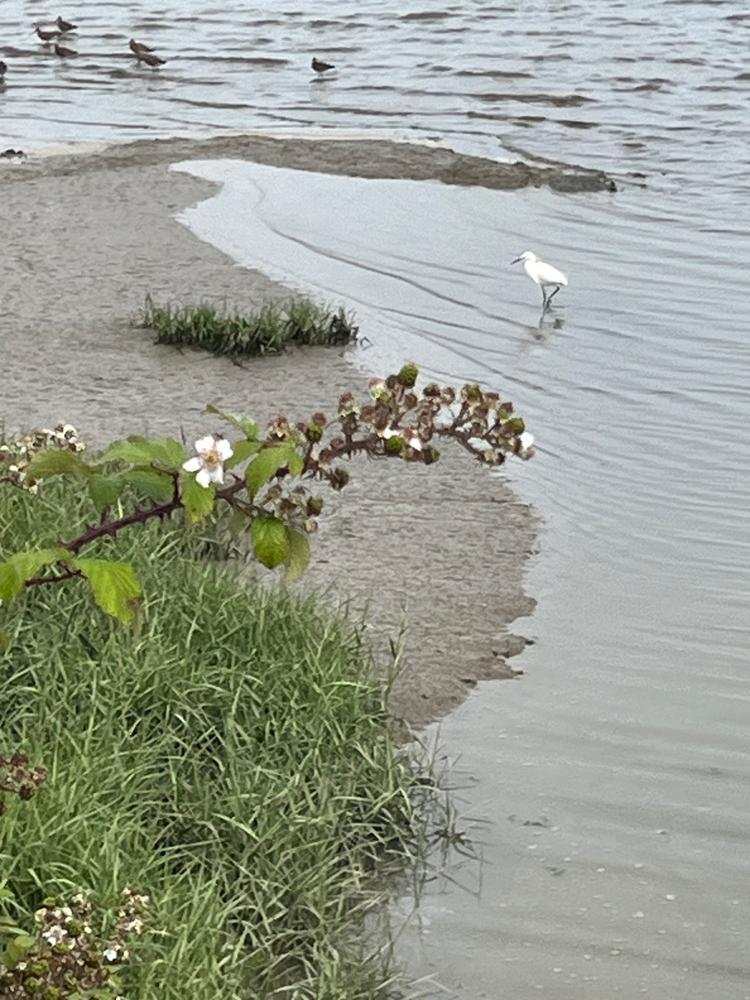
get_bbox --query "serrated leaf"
[97,436,186,471]
[73,559,142,624]
[4,934,35,968]
[180,474,216,524]
[251,516,289,569]
[123,468,174,503]
[246,444,304,497]
[225,437,261,469]
[0,548,72,602]
[284,527,310,582]
[205,404,258,439]
[88,473,123,513]
[25,449,90,480]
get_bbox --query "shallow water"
[172,156,750,997]
[4,0,750,996]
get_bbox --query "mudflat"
[1,138,536,725]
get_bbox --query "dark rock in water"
[0,148,26,160]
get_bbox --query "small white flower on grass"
[517,431,535,460]
[182,434,233,488]
[42,925,68,946]
[104,946,119,963]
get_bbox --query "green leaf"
[0,629,9,652]
[123,468,174,503]
[0,548,72,602]
[25,449,90,481]
[284,527,310,582]
[224,437,261,469]
[73,559,142,625]
[3,934,35,968]
[97,436,186,470]
[246,444,304,497]
[88,473,123,513]
[205,404,258,439]
[251,516,289,569]
[180,474,216,524]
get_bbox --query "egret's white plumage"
[511,250,568,307]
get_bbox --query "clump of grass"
[0,480,437,999]
[138,295,358,356]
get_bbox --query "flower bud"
[305,423,323,442]
[329,467,350,490]
[461,383,482,403]
[384,435,405,455]
[306,496,324,516]
[397,362,419,388]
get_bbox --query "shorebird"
[53,42,77,57]
[129,38,155,56]
[56,16,77,32]
[33,23,62,43]
[139,51,166,68]
[311,57,335,74]
[511,250,568,308]
[0,60,6,81]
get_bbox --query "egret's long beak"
[510,256,522,265]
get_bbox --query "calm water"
[4,1,749,997]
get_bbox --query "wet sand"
[0,138,536,726]
[3,131,616,193]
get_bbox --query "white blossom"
[517,431,535,459]
[103,946,119,963]
[182,434,233,488]
[42,924,68,946]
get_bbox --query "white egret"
[511,250,568,308]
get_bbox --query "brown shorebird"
[139,51,166,68]
[56,16,78,32]
[33,23,62,43]
[311,57,335,74]
[129,38,155,56]
[53,42,77,57]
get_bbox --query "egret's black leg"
[547,285,560,305]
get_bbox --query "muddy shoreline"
[2,131,616,193]
[1,137,536,726]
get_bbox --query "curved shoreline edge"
[1,138,537,726]
[3,130,616,194]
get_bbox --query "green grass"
[0,481,436,999]
[138,296,359,356]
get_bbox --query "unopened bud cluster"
[299,363,535,478]
[0,753,47,817]
[0,424,85,492]
[0,889,148,998]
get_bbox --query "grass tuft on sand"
[0,479,435,999]
[137,296,358,356]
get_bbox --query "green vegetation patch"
[137,296,358,356]
[0,480,433,999]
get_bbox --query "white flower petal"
[182,457,203,472]
[195,467,212,489]
[215,438,233,461]
[194,435,215,455]
[518,431,534,450]
[208,465,224,485]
